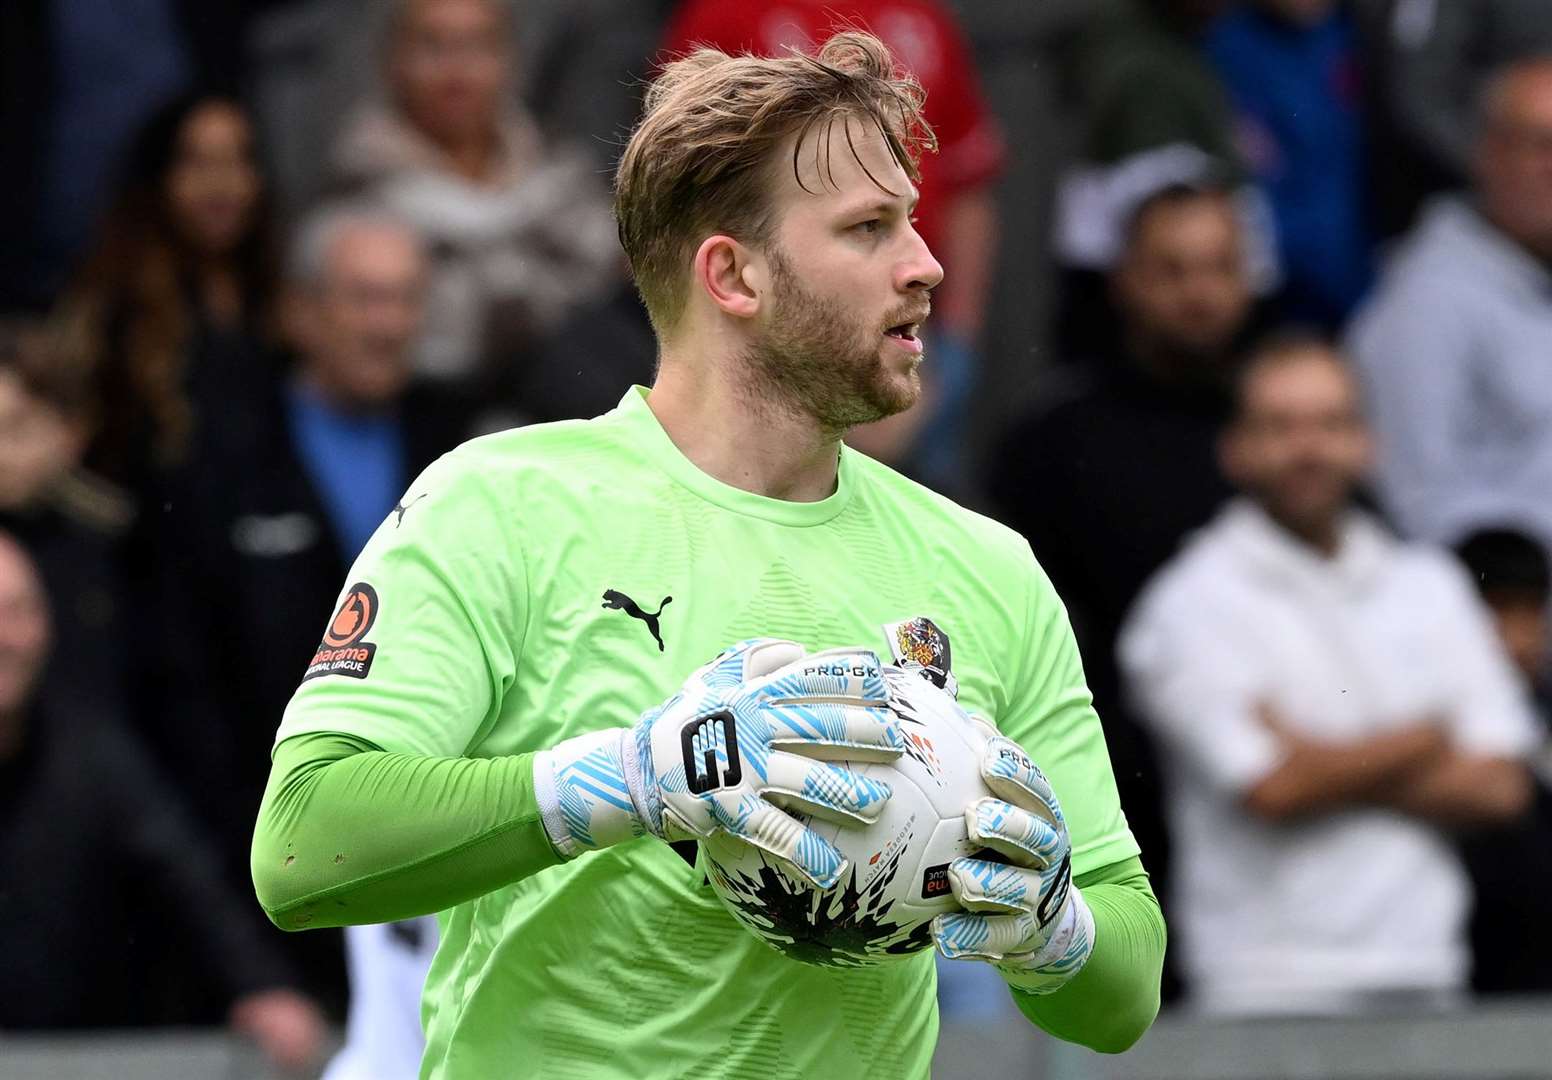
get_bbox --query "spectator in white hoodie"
[1348,56,1552,554]
[1120,334,1538,1016]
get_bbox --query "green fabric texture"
[1013,856,1165,1053]
[253,731,559,930]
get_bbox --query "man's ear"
[692,234,765,320]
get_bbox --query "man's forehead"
[329,225,422,272]
[775,112,914,206]
[403,0,500,27]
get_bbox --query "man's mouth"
[883,302,930,341]
[882,320,925,356]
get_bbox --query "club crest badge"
[883,616,958,700]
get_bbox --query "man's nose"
[899,231,945,293]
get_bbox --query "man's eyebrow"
[840,189,922,218]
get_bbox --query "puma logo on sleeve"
[392,493,428,527]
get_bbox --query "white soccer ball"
[703,667,996,967]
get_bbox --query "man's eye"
[853,219,882,234]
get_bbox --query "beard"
[737,248,922,435]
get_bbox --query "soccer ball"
[702,667,994,967]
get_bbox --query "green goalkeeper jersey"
[274,386,1140,1078]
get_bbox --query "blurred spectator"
[0,321,131,718]
[1348,57,1552,554]
[0,1,294,308]
[993,183,1252,661]
[1359,0,1552,234]
[1452,526,1552,995]
[1072,0,1239,169]
[661,0,1005,490]
[1120,337,1538,1015]
[248,0,665,214]
[1206,0,1373,328]
[1456,529,1552,702]
[1054,0,1277,360]
[323,917,439,1080]
[525,0,682,171]
[1057,0,1235,254]
[142,207,473,972]
[52,92,279,500]
[0,527,327,1071]
[988,182,1254,993]
[327,0,618,388]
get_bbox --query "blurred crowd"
[3,0,1552,1072]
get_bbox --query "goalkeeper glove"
[533,638,903,889]
[932,718,1095,995]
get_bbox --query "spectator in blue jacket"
[1206,0,1374,327]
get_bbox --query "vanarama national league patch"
[303,582,380,681]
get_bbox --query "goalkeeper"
[252,31,1164,1078]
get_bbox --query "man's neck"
[1478,201,1552,267]
[1123,331,1231,395]
[292,369,384,418]
[448,142,495,183]
[196,259,244,330]
[425,127,499,184]
[0,708,24,765]
[1263,502,1343,559]
[647,357,842,503]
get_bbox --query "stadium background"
[2,0,1552,1076]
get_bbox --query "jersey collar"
[613,385,855,526]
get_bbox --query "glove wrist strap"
[533,727,643,858]
[998,888,1096,996]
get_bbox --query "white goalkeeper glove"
[533,639,904,889]
[932,717,1095,995]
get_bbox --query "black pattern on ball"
[709,844,925,965]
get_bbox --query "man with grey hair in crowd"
[142,204,474,1016]
[1349,55,1552,556]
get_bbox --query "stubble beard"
[737,250,921,437]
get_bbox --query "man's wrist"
[997,888,1096,996]
[533,727,644,858]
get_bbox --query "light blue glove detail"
[534,639,903,889]
[932,722,1095,995]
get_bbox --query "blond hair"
[615,30,934,336]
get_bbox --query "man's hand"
[932,720,1094,995]
[227,988,328,1074]
[534,639,903,888]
